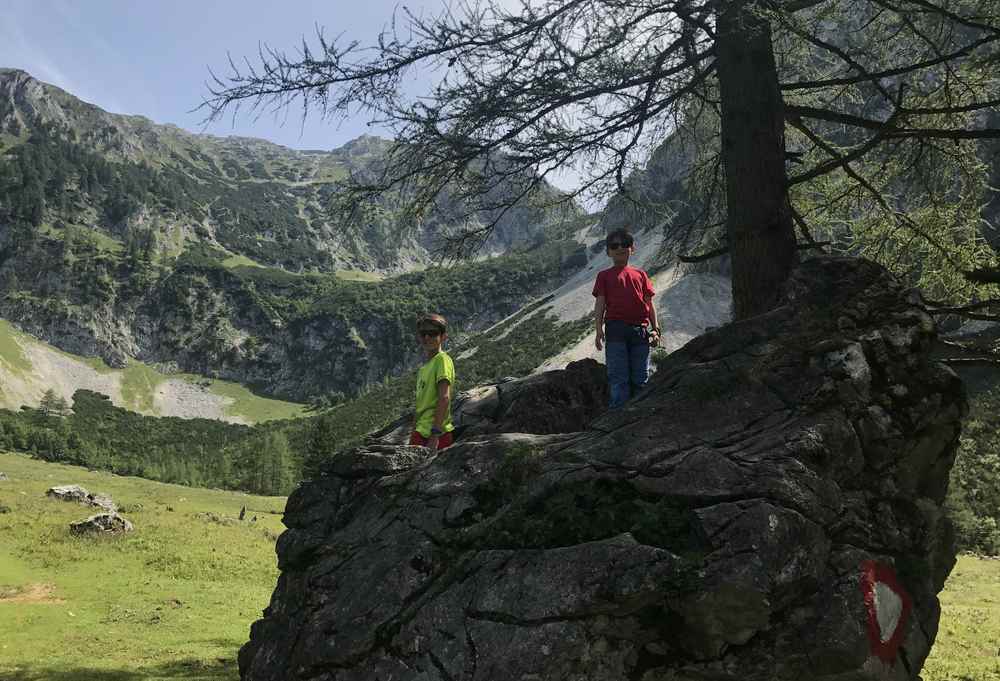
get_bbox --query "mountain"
[0,68,574,272]
[0,68,588,401]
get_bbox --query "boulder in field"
[46,485,117,512]
[239,258,965,681]
[0,472,8,481]
[69,513,133,536]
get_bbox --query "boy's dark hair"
[606,228,634,248]
[417,313,447,333]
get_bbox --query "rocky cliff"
[0,238,587,400]
[240,257,963,680]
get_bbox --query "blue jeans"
[604,320,650,408]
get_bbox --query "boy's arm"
[428,379,452,452]
[594,296,606,350]
[646,293,660,345]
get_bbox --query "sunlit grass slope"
[0,319,307,424]
[0,451,284,681]
[923,554,1000,681]
[206,379,307,422]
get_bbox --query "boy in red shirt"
[592,228,660,408]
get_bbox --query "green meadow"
[205,379,307,423]
[924,556,1000,681]
[0,450,998,680]
[0,452,283,681]
[0,319,33,377]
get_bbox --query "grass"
[76,225,124,254]
[80,355,118,375]
[121,361,167,414]
[0,452,998,679]
[38,223,125,254]
[205,380,308,423]
[310,163,348,183]
[0,131,28,152]
[923,554,1000,680]
[0,451,284,681]
[220,253,263,270]
[334,269,383,282]
[0,320,33,377]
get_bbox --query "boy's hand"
[595,328,604,351]
[648,329,661,347]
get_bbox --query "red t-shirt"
[592,265,655,325]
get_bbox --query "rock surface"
[0,472,7,481]
[241,257,964,681]
[367,358,610,445]
[69,512,133,536]
[46,485,117,512]
[457,358,609,436]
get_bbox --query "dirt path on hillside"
[0,583,64,604]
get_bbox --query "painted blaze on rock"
[860,560,914,664]
[241,257,963,681]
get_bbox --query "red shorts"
[409,430,454,449]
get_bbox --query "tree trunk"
[715,0,798,320]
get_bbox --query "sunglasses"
[607,241,631,250]
[418,329,442,338]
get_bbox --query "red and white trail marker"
[859,560,913,664]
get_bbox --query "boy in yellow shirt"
[410,313,455,451]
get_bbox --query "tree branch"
[678,245,729,263]
[780,35,998,91]
[787,104,1000,140]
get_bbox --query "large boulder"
[46,484,117,512]
[241,257,963,681]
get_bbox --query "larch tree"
[204,0,1000,320]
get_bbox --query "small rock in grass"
[46,485,117,512]
[0,505,10,514]
[0,472,8,481]
[69,513,134,536]
[196,511,238,526]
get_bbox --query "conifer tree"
[206,0,1000,318]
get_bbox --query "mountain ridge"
[0,67,580,273]
[0,68,591,401]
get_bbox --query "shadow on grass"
[2,656,239,681]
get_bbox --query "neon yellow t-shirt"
[415,351,455,437]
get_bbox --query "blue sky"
[0,0,446,150]
[1,0,587,198]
